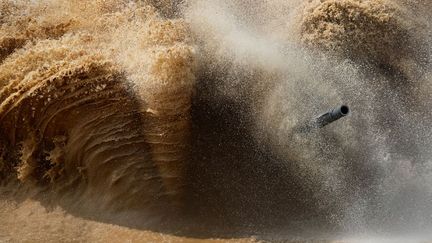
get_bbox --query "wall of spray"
[185,0,432,235]
[0,0,431,239]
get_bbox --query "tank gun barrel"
[299,105,350,132]
[314,105,350,128]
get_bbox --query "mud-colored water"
[0,0,432,242]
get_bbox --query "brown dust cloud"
[0,0,432,242]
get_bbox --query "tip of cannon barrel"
[340,105,349,116]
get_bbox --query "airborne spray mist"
[0,0,432,242]
[186,0,432,239]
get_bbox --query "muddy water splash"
[0,0,432,241]
[0,0,195,213]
